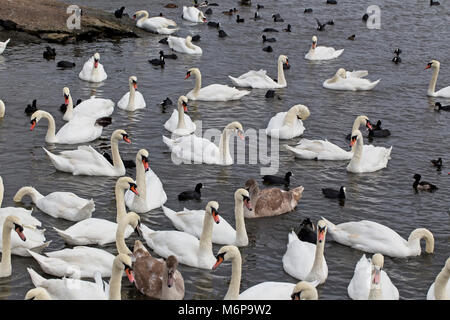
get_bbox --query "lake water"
[0,0,449,300]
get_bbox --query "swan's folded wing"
[59,145,113,169]
[148,17,177,27]
[347,70,369,78]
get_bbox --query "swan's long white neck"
[137,11,149,24]
[306,237,326,281]
[111,135,125,177]
[428,65,440,96]
[0,178,3,207]
[218,126,233,164]
[234,199,248,246]
[192,70,202,96]
[135,155,147,203]
[185,37,196,50]
[63,94,74,121]
[108,263,124,300]
[40,112,58,143]
[351,136,363,164]
[225,254,242,300]
[434,265,450,300]
[116,216,133,255]
[407,228,434,255]
[277,57,287,87]
[115,184,127,222]
[177,100,186,130]
[128,82,136,109]
[368,270,382,300]
[352,116,366,132]
[283,107,299,127]
[13,187,44,204]
[0,223,13,276]
[198,211,214,254]
[0,101,5,118]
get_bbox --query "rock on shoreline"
[0,0,147,43]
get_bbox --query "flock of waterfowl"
[0,0,449,301]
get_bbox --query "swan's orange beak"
[244,197,252,211]
[182,102,188,112]
[366,121,373,130]
[212,208,220,224]
[291,293,300,300]
[64,95,69,105]
[125,267,135,283]
[123,135,131,143]
[350,136,357,147]
[15,226,26,241]
[212,255,224,270]
[142,157,149,172]
[132,14,136,20]
[94,61,99,68]
[203,18,207,22]
[312,42,317,49]
[133,82,138,90]
[185,72,191,79]
[373,268,381,285]
[130,184,139,196]
[238,131,245,140]
[318,230,325,243]
[425,64,431,70]
[30,119,36,131]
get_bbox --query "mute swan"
[321,217,435,258]
[347,130,392,173]
[13,186,94,222]
[163,121,244,165]
[244,179,304,218]
[163,96,196,136]
[25,288,52,300]
[323,68,381,91]
[185,68,250,101]
[228,55,289,89]
[117,76,147,111]
[62,87,114,121]
[282,220,328,284]
[178,183,202,200]
[265,104,310,139]
[0,39,10,55]
[290,282,318,300]
[133,10,178,34]
[425,60,450,98]
[124,149,167,213]
[0,100,4,118]
[182,6,207,23]
[305,36,343,60]
[348,254,399,300]
[168,36,202,55]
[43,129,131,176]
[27,253,134,300]
[0,177,50,257]
[78,53,107,83]
[0,216,26,277]
[53,177,138,246]
[163,188,250,246]
[141,201,220,269]
[427,257,450,300]
[30,110,111,145]
[133,240,185,300]
[262,171,292,186]
[212,245,319,300]
[27,212,141,278]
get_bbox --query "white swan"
[347,129,392,173]
[0,39,10,55]
[282,220,328,285]
[52,177,138,246]
[265,104,310,139]
[0,100,5,118]
[0,177,49,257]
[163,96,196,136]
[25,288,52,300]
[212,245,319,300]
[163,121,244,165]
[185,68,250,101]
[62,87,114,121]
[182,6,207,23]
[124,149,167,213]
[0,216,26,277]
[323,68,380,91]
[321,217,435,258]
[13,186,94,222]
[27,212,141,278]
[133,10,178,35]
[163,188,250,246]
[425,60,450,98]
[168,36,202,55]
[117,76,146,111]
[305,36,343,60]
[285,115,372,160]
[228,55,289,89]
[427,257,450,300]
[348,254,399,300]
[30,110,110,145]
[141,201,220,269]
[78,53,107,83]
[27,253,134,300]
[43,129,131,176]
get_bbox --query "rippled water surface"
[0,0,449,300]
